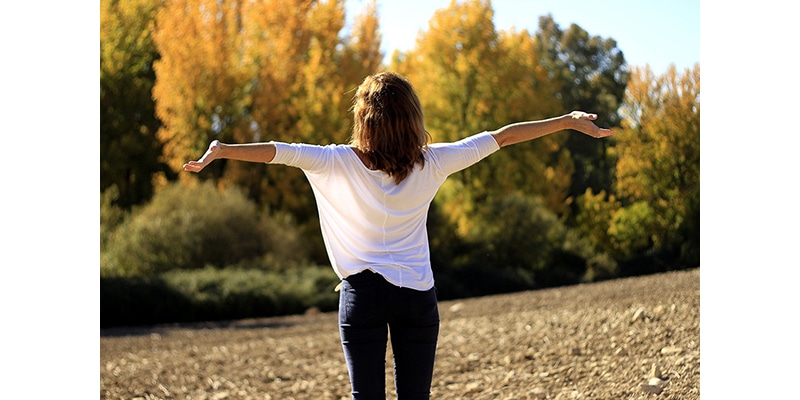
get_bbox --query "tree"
[227,0,347,228]
[339,0,384,84]
[101,0,171,209]
[151,0,384,264]
[574,187,620,256]
[494,27,574,215]
[612,64,700,267]
[151,0,381,199]
[533,14,629,206]
[152,0,253,179]
[391,0,569,241]
[393,0,501,141]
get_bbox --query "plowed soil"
[101,268,700,399]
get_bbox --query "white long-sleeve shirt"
[269,131,500,290]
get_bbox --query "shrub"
[100,275,193,327]
[100,265,340,328]
[258,210,310,267]
[450,192,611,292]
[101,181,263,276]
[470,193,563,276]
[608,201,658,258]
[100,185,127,249]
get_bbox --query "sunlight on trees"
[611,64,700,260]
[151,0,382,238]
[101,0,701,286]
[100,0,168,208]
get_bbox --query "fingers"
[183,158,214,172]
[594,128,614,138]
[583,124,613,139]
[570,111,597,120]
[570,111,612,138]
[183,141,221,173]
[183,161,204,173]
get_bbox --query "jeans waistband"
[343,269,383,285]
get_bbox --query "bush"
[438,192,613,293]
[101,181,264,276]
[434,263,534,300]
[101,265,340,328]
[468,193,565,283]
[100,185,127,249]
[608,201,658,258]
[100,275,193,328]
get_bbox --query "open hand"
[183,140,223,173]
[568,111,614,138]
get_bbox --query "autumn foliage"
[101,0,700,311]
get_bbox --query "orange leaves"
[151,0,381,176]
[616,64,700,204]
[148,0,382,215]
[611,64,700,255]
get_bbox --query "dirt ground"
[100,268,700,399]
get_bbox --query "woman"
[184,71,612,399]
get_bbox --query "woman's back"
[269,131,500,289]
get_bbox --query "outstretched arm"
[490,111,613,148]
[183,140,276,173]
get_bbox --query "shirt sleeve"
[268,141,331,174]
[427,131,500,176]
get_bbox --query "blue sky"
[345,0,700,75]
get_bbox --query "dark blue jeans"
[338,270,440,400]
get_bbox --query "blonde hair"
[349,72,430,184]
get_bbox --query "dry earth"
[101,268,700,399]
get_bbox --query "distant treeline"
[100,0,699,327]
